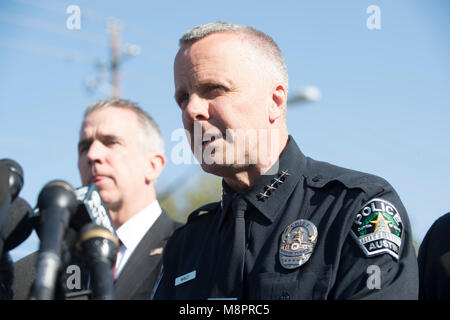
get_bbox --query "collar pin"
[257,192,270,201]
[256,169,289,202]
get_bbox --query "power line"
[0,35,93,64]
[13,0,174,54]
[5,1,172,97]
[0,12,107,46]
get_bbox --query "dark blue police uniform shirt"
[154,136,418,300]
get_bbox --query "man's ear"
[269,84,287,123]
[145,153,166,183]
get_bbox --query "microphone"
[75,222,119,300]
[53,226,84,300]
[0,159,24,299]
[0,251,13,300]
[72,184,116,235]
[2,197,33,252]
[0,162,11,257]
[57,184,116,300]
[29,180,78,300]
[0,159,24,201]
[31,184,117,238]
[0,159,25,256]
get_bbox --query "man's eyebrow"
[77,137,92,151]
[102,134,124,144]
[78,133,123,149]
[174,87,185,100]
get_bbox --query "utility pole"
[85,18,140,98]
[109,19,121,98]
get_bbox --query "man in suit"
[13,98,181,299]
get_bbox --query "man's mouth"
[89,175,109,184]
[202,135,217,147]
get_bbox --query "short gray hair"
[82,98,164,155]
[179,21,288,91]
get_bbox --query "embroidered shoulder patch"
[350,198,403,260]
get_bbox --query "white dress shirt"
[112,200,162,280]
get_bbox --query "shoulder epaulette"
[186,202,220,224]
[304,158,389,195]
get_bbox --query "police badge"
[350,198,403,260]
[279,219,318,269]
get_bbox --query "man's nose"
[183,94,210,122]
[86,140,104,164]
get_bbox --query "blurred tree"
[412,240,419,257]
[159,172,222,223]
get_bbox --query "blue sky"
[1,0,449,261]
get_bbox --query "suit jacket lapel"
[113,210,177,299]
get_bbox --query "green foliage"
[159,172,222,223]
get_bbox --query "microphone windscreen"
[3,197,33,251]
[0,159,24,200]
[0,162,11,239]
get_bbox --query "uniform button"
[279,292,290,300]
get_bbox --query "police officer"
[418,212,450,299]
[153,22,418,300]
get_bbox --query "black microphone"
[0,159,23,299]
[0,162,11,257]
[2,197,33,252]
[0,251,13,300]
[0,159,24,257]
[29,180,78,300]
[31,184,117,238]
[0,159,24,201]
[56,184,116,300]
[75,222,119,300]
[53,226,84,300]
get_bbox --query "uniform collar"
[218,136,306,228]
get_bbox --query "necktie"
[228,195,248,299]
